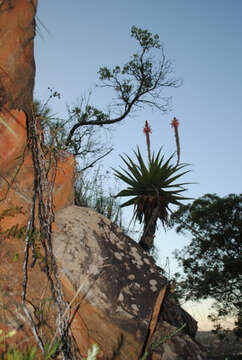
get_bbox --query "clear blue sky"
[34,0,242,330]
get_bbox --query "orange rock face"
[0,110,28,174]
[0,0,37,117]
[0,110,75,230]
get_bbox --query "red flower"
[171,117,179,128]
[143,120,152,134]
[171,117,180,165]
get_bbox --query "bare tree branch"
[80,148,113,172]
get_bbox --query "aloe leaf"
[164,170,191,186]
[119,154,144,182]
[120,197,140,208]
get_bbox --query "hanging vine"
[22,112,74,359]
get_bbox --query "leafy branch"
[65,26,181,145]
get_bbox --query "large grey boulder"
[53,205,206,359]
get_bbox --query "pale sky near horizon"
[34,1,242,331]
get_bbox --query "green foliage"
[113,147,190,251]
[1,224,27,241]
[0,208,43,264]
[0,338,60,360]
[98,26,180,116]
[43,341,60,360]
[34,298,54,329]
[12,254,19,262]
[0,329,36,360]
[130,26,160,50]
[170,193,242,336]
[75,167,124,229]
[2,348,37,360]
[0,207,26,242]
[33,97,113,172]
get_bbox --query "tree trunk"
[139,214,158,252]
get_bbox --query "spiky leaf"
[113,146,191,224]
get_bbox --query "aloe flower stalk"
[143,120,152,163]
[171,117,180,165]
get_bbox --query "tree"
[170,193,242,336]
[34,25,180,171]
[63,26,181,146]
[113,121,190,252]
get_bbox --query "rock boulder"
[53,206,207,359]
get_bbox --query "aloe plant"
[113,146,191,252]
